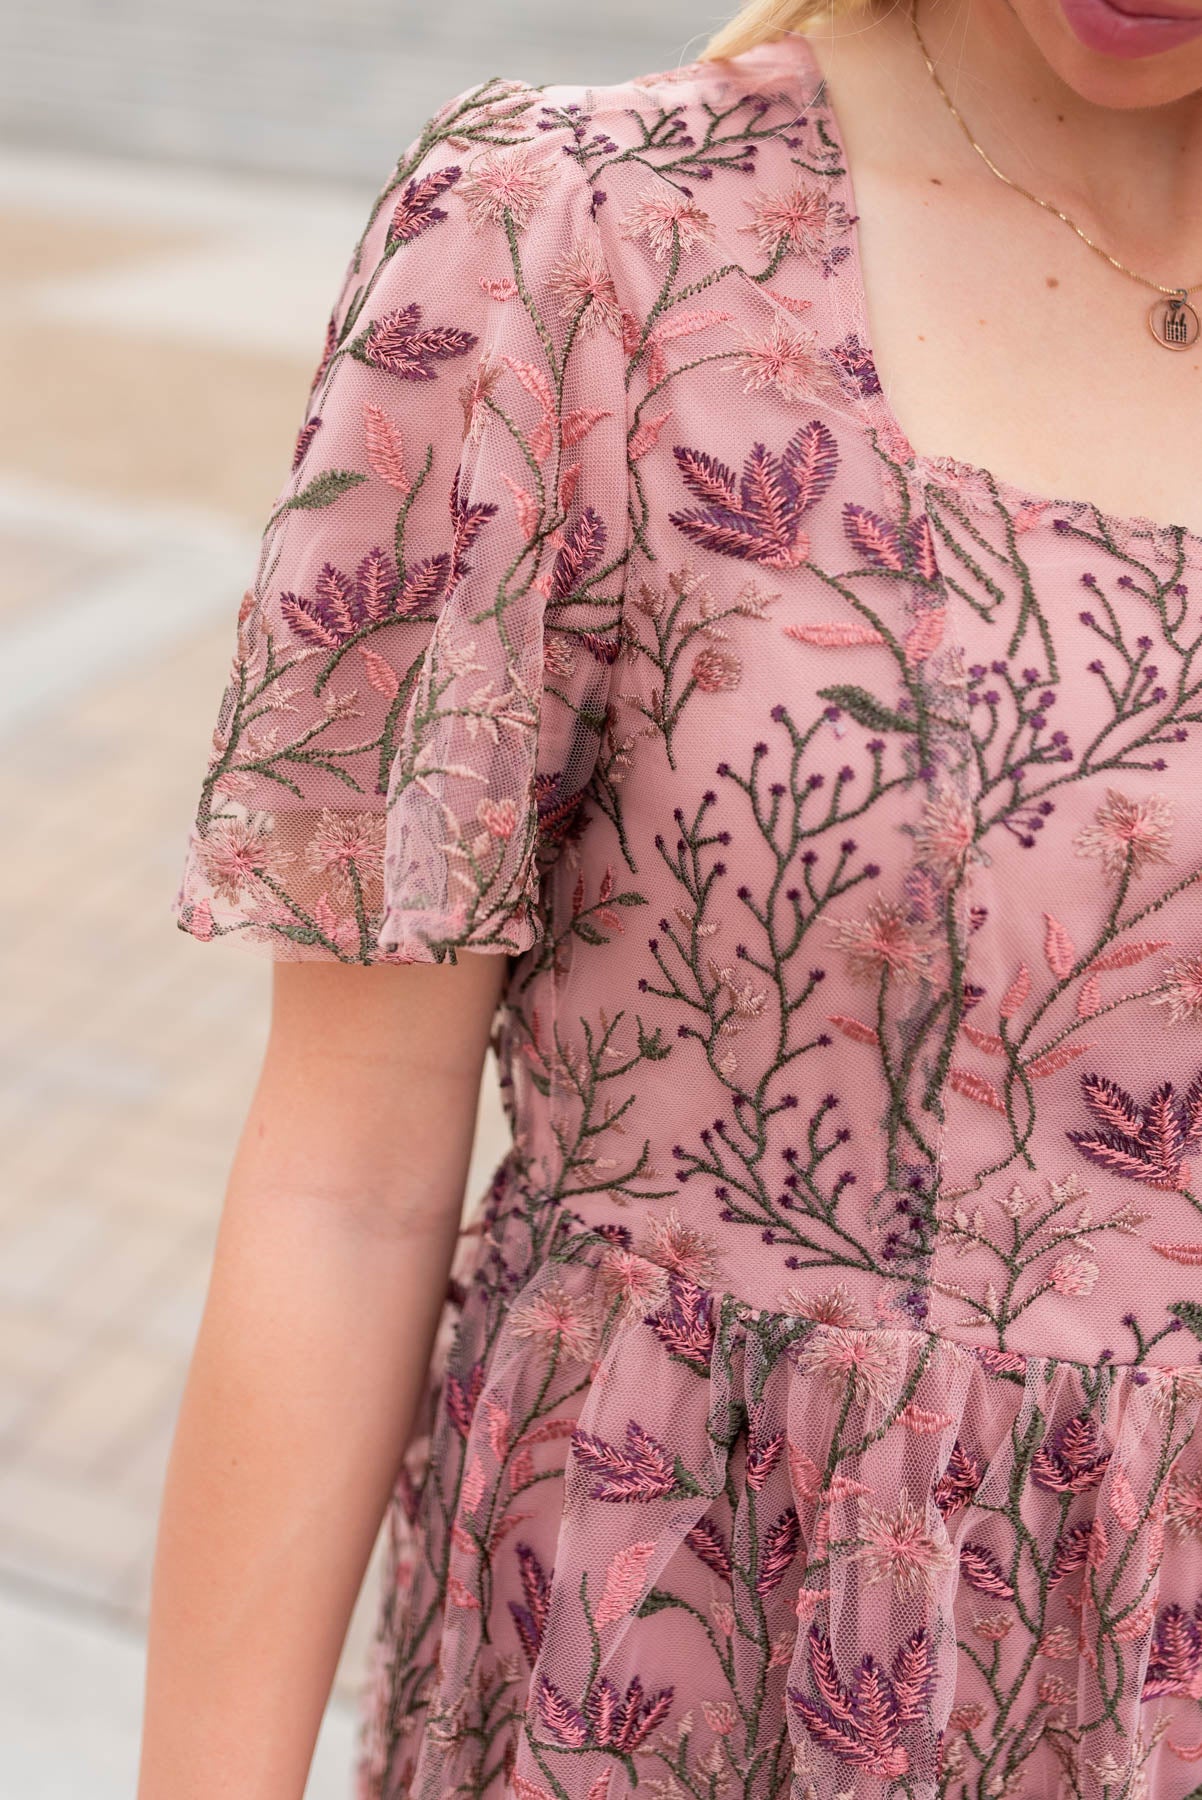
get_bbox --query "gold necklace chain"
[905,0,1202,346]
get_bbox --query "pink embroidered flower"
[1150,1365,1202,1419]
[852,1489,955,1596]
[304,808,386,901]
[691,646,742,693]
[1073,788,1174,881]
[829,896,934,984]
[619,186,717,262]
[794,1585,831,1620]
[711,1597,735,1638]
[922,454,998,507]
[913,785,976,885]
[458,355,504,444]
[1150,949,1202,1024]
[702,1700,738,1736]
[1047,1252,1100,1297]
[459,143,560,229]
[477,796,518,840]
[509,1280,598,1362]
[740,179,850,261]
[594,1541,658,1627]
[309,893,377,954]
[598,1247,671,1318]
[543,633,577,679]
[973,1611,1015,1642]
[548,239,623,334]
[780,1281,862,1327]
[731,319,842,402]
[186,898,214,941]
[641,1207,719,1286]
[791,1326,902,1406]
[198,817,293,903]
[1166,1469,1202,1538]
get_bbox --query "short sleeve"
[171,79,631,964]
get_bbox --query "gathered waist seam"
[479,1161,1194,1385]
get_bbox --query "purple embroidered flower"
[356,301,478,380]
[509,1542,552,1668]
[444,1364,484,1438]
[756,1505,801,1596]
[829,329,881,397]
[1143,1600,1202,1699]
[645,1274,715,1373]
[789,1624,933,1776]
[933,1442,983,1520]
[959,1543,1014,1600]
[280,547,448,649]
[1049,1519,1107,1587]
[387,164,461,244]
[1030,1414,1111,1495]
[586,1674,675,1750]
[292,415,322,470]
[745,1415,785,1491]
[1068,1070,1202,1194]
[684,1516,732,1582]
[669,421,837,569]
[535,1674,589,1746]
[570,1420,689,1502]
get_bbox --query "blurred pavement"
[0,1,703,1791]
[0,0,714,182]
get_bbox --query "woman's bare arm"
[137,952,507,1800]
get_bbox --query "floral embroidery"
[171,37,1202,1800]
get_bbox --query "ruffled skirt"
[353,1167,1202,1800]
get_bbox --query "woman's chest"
[609,402,1202,997]
[622,441,1202,828]
[849,159,1202,539]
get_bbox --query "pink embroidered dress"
[171,33,1202,1800]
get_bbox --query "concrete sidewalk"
[0,1580,359,1800]
[0,139,523,1796]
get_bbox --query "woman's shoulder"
[372,36,834,316]
[398,37,824,218]
[433,37,816,138]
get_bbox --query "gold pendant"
[1149,291,1200,350]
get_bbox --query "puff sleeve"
[171,79,630,964]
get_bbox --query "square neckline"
[765,27,1202,556]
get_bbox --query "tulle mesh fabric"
[172,80,628,965]
[364,1179,1202,1800]
[170,35,1202,1800]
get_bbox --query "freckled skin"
[804,0,1202,531]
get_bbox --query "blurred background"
[0,3,706,1794]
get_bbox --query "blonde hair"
[701,0,874,61]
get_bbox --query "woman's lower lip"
[1060,0,1202,56]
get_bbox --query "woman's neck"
[806,0,1202,265]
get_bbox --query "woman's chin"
[1003,0,1202,104]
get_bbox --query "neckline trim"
[764,28,1202,556]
